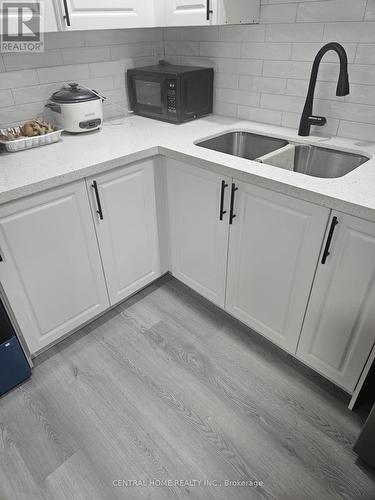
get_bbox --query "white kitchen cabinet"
[58,0,153,30]
[162,0,259,27]
[225,182,330,353]
[87,160,161,306]
[166,159,230,307]
[162,0,218,26]
[0,181,109,354]
[297,212,375,393]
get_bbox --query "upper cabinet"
[162,0,259,26]
[57,0,154,31]
[54,0,259,31]
[162,0,219,27]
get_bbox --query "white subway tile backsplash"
[365,0,375,21]
[200,42,241,58]
[44,32,85,50]
[217,58,263,76]
[263,60,311,79]
[216,88,260,107]
[62,46,111,65]
[0,69,38,90]
[213,101,237,118]
[218,25,265,42]
[260,4,297,24]
[214,73,239,89]
[3,51,63,71]
[323,22,375,43]
[165,41,199,56]
[0,90,13,108]
[266,23,324,42]
[239,75,287,94]
[110,43,153,60]
[291,43,357,63]
[38,64,90,84]
[297,0,367,23]
[0,6,374,142]
[355,45,375,65]
[261,93,305,114]
[237,105,282,125]
[241,42,292,60]
[338,121,375,142]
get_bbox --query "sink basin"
[292,145,369,178]
[196,131,288,160]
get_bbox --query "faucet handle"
[307,115,327,127]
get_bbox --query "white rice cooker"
[46,83,104,133]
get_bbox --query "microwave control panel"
[167,80,177,113]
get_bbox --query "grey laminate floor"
[1,275,374,500]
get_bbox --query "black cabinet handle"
[62,0,71,26]
[206,0,213,20]
[219,180,228,221]
[229,183,238,225]
[92,180,103,220]
[321,216,338,264]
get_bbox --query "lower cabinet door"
[87,160,161,306]
[166,159,230,307]
[0,181,109,354]
[226,181,330,353]
[297,212,375,393]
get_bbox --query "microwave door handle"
[161,81,168,116]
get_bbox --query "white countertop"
[1,114,375,221]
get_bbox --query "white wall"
[0,28,163,128]
[165,0,375,141]
[0,1,375,142]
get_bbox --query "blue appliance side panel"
[0,335,31,397]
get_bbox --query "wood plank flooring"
[0,275,374,500]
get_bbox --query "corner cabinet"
[166,159,230,307]
[162,0,259,26]
[58,0,154,30]
[0,181,109,354]
[297,212,375,393]
[86,160,161,306]
[225,181,330,353]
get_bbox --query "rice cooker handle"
[45,103,62,113]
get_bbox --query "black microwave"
[127,63,214,124]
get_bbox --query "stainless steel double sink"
[196,131,369,179]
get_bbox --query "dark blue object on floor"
[0,299,31,397]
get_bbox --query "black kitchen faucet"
[298,42,350,136]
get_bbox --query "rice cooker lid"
[51,83,100,103]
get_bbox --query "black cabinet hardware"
[92,180,103,220]
[321,216,338,264]
[206,0,213,20]
[219,180,228,220]
[229,183,238,225]
[62,0,71,26]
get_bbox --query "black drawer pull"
[321,216,338,264]
[229,183,238,225]
[62,0,71,26]
[219,180,228,221]
[92,180,103,220]
[206,0,213,20]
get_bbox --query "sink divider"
[255,144,296,171]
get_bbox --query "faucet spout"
[298,42,349,137]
